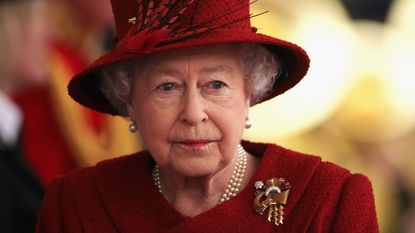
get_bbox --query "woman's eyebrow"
[144,64,234,83]
[199,64,233,74]
[153,67,183,76]
[146,66,185,80]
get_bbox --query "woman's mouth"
[179,140,212,149]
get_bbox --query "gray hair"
[100,43,281,116]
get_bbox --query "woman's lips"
[179,140,212,148]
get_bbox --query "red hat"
[68,0,310,115]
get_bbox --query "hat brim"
[68,29,310,115]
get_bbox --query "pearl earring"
[129,121,138,133]
[245,117,252,129]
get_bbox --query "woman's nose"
[179,88,208,125]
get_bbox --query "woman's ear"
[127,103,137,120]
[246,95,251,108]
[243,81,252,107]
[244,95,251,117]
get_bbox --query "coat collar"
[93,141,322,232]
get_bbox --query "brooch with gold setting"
[253,178,290,226]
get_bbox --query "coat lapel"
[94,152,185,233]
[164,141,323,232]
[92,142,323,232]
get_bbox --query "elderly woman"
[36,0,379,232]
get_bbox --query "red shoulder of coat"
[38,143,378,232]
[241,141,377,232]
[37,151,155,233]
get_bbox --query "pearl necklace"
[152,144,248,204]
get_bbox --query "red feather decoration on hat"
[116,0,267,55]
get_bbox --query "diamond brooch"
[253,178,291,226]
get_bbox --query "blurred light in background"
[246,0,415,232]
[246,0,357,140]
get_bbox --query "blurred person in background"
[12,0,139,186]
[0,0,48,232]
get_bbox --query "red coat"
[35,141,379,232]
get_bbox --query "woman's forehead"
[151,44,239,62]
[139,44,241,74]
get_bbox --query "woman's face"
[128,44,250,177]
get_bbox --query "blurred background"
[247,0,415,232]
[0,0,413,232]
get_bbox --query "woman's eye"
[210,80,226,89]
[157,82,175,91]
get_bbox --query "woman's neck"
[157,153,259,217]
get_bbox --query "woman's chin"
[171,159,223,178]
